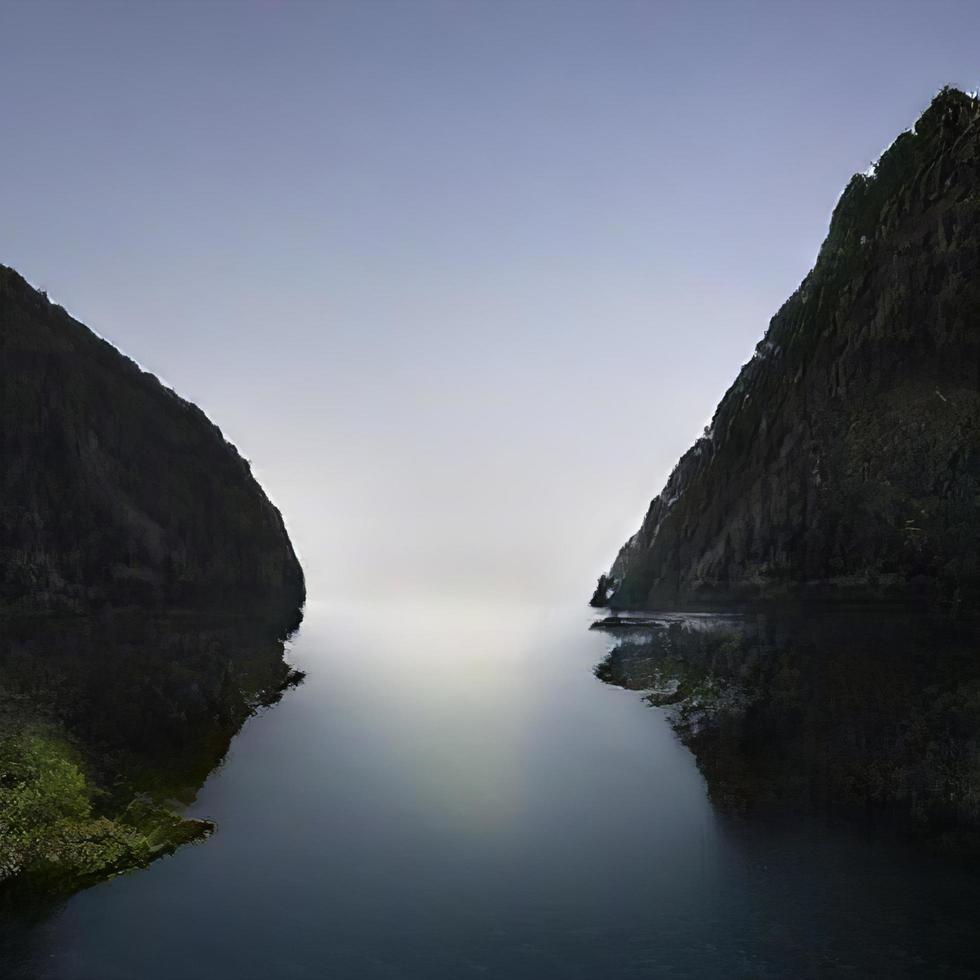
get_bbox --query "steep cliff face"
[0,265,304,628]
[599,88,980,610]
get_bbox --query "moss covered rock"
[0,731,210,893]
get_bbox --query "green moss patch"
[0,729,211,894]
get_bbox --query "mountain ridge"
[0,263,305,631]
[595,87,980,610]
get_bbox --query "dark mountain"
[0,265,304,630]
[595,88,980,611]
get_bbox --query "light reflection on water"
[9,598,980,979]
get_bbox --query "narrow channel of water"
[10,598,980,978]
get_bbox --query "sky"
[2,0,979,601]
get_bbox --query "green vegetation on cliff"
[0,268,308,898]
[0,613,302,902]
[0,729,209,892]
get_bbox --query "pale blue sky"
[2,0,978,598]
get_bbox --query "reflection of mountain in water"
[0,613,302,906]
[594,610,980,849]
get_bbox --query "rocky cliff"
[0,265,304,628]
[596,88,980,610]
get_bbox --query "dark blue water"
[10,599,980,978]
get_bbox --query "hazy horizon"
[3,0,979,601]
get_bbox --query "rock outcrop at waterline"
[0,612,304,903]
[595,88,980,610]
[593,611,980,848]
[0,264,304,629]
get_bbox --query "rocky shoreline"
[0,612,304,907]
[0,259,309,904]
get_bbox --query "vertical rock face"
[599,88,980,610]
[0,265,305,630]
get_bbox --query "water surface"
[7,598,980,978]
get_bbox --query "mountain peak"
[597,88,980,610]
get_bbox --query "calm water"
[7,597,980,978]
